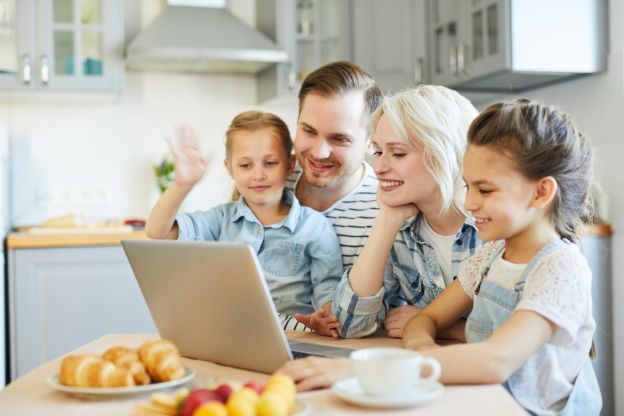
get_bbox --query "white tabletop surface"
[0,332,527,416]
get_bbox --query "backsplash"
[1,71,299,226]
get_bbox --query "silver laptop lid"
[121,239,292,373]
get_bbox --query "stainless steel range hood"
[126,3,288,74]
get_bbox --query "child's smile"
[463,144,540,244]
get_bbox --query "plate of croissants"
[48,339,195,396]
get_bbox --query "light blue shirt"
[175,190,343,315]
[333,213,480,338]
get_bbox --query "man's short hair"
[298,61,382,120]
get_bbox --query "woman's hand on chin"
[377,199,420,224]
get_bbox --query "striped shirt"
[286,162,379,269]
[333,214,480,338]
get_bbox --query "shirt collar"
[403,213,478,245]
[231,189,300,233]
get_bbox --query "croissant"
[102,346,151,385]
[138,339,185,382]
[59,354,134,387]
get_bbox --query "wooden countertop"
[6,230,148,249]
[5,223,612,249]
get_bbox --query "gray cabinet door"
[579,236,614,416]
[0,0,36,90]
[8,245,156,380]
[351,0,427,93]
[0,0,123,93]
[257,0,350,103]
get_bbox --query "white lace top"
[458,241,596,414]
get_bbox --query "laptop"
[121,239,353,374]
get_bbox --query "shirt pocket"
[259,241,305,277]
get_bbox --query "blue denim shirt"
[176,190,343,315]
[333,214,480,338]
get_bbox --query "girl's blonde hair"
[371,85,478,216]
[226,111,292,201]
[467,99,594,241]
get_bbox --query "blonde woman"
[329,85,481,340]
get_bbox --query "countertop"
[6,229,147,249]
[5,223,612,249]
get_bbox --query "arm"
[417,310,555,384]
[145,126,212,239]
[403,279,473,349]
[347,208,414,296]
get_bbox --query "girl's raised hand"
[167,126,213,189]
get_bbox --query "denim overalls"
[465,240,602,415]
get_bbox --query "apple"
[180,388,223,416]
[243,380,264,395]
[215,384,234,402]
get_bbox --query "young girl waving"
[403,99,601,415]
[146,111,343,336]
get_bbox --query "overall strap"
[475,243,506,295]
[514,239,568,293]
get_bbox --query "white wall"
[4,73,299,225]
[1,0,299,226]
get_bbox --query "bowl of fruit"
[135,374,309,416]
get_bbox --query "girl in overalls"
[402,99,601,415]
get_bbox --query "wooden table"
[0,333,527,416]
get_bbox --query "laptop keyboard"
[291,350,324,359]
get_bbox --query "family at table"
[144,60,601,415]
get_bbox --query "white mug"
[350,347,441,397]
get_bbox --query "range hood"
[126,3,288,74]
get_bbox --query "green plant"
[154,156,175,193]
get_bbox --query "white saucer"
[331,378,443,409]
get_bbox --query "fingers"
[296,374,335,392]
[294,313,312,327]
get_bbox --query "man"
[288,61,383,269]
[280,61,383,334]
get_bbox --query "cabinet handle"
[287,64,296,90]
[461,42,471,76]
[21,54,32,85]
[457,43,465,77]
[449,45,458,77]
[414,58,424,85]
[40,55,50,85]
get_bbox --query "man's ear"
[533,176,558,209]
[287,154,296,174]
[224,159,234,178]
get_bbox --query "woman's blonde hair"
[371,85,478,216]
[225,111,292,201]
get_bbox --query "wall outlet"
[36,186,113,208]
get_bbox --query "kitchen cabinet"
[256,0,350,103]
[580,232,614,416]
[350,0,427,93]
[0,0,123,93]
[428,0,606,92]
[8,244,156,380]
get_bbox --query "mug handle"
[421,357,442,382]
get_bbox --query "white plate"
[331,377,443,409]
[48,366,195,396]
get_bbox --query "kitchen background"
[1,0,623,414]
